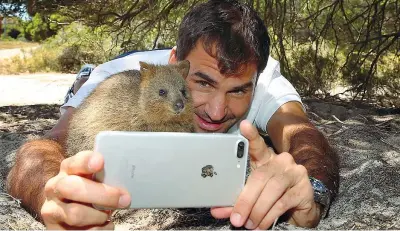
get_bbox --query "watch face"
[310,177,328,193]
[309,177,331,218]
[309,177,330,206]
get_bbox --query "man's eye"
[232,89,247,96]
[197,81,210,87]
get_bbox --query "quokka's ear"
[175,60,190,79]
[139,61,155,77]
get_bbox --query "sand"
[0,75,399,229]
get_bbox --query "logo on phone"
[201,165,217,178]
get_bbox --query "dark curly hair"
[176,0,270,77]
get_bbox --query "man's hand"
[41,151,131,230]
[210,120,321,229]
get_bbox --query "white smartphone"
[92,131,249,210]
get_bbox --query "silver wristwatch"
[309,177,331,218]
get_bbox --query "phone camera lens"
[237,141,245,158]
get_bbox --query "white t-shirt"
[62,49,302,134]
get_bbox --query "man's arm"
[6,107,75,217]
[267,101,340,199]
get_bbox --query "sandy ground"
[0,73,76,107]
[0,74,399,230]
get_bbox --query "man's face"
[170,42,257,133]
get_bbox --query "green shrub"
[23,13,58,42]
[7,28,21,39]
[47,22,121,72]
[284,45,337,96]
[0,22,121,74]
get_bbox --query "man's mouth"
[195,114,224,132]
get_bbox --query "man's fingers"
[41,199,110,227]
[243,172,291,229]
[230,153,307,229]
[42,199,63,229]
[258,177,315,229]
[44,173,64,199]
[229,164,275,227]
[210,207,233,219]
[258,188,298,230]
[60,151,104,176]
[230,160,291,228]
[54,175,131,209]
[239,120,275,167]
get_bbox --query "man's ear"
[168,46,178,64]
[175,60,190,79]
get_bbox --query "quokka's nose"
[174,99,185,112]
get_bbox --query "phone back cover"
[94,131,249,209]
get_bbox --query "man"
[7,0,339,230]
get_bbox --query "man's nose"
[205,93,227,121]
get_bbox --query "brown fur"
[66,61,194,157]
[6,139,65,219]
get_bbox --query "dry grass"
[0,41,39,50]
[0,48,59,74]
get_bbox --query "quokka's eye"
[159,89,167,96]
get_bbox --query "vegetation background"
[1,0,399,107]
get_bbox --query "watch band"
[309,177,331,218]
